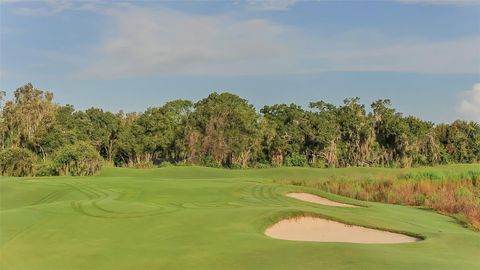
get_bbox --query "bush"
[201,156,222,168]
[255,162,271,169]
[229,163,243,169]
[158,161,173,168]
[285,153,307,167]
[54,142,102,176]
[134,161,153,169]
[36,160,57,176]
[310,159,326,168]
[0,148,37,177]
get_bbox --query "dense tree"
[403,116,439,166]
[0,147,37,176]
[161,100,193,163]
[334,98,376,167]
[436,121,480,164]
[54,142,102,176]
[113,100,193,168]
[40,105,81,159]
[0,91,5,107]
[0,83,56,159]
[260,104,308,166]
[114,112,143,167]
[81,108,120,162]
[372,99,410,166]
[0,91,6,149]
[308,101,341,167]
[186,92,259,168]
[0,83,478,176]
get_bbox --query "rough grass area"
[276,166,480,230]
[1,165,479,270]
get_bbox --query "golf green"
[1,167,479,269]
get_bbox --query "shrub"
[36,160,57,176]
[54,142,102,176]
[229,163,243,169]
[255,162,271,169]
[0,148,37,177]
[285,153,307,167]
[310,159,326,168]
[102,160,115,168]
[133,161,153,169]
[201,156,222,168]
[158,161,173,168]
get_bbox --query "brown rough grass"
[277,177,480,231]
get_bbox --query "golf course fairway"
[1,166,479,270]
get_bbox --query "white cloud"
[307,36,480,74]
[80,7,296,78]
[397,0,480,6]
[78,6,480,79]
[457,84,480,122]
[244,0,480,10]
[8,0,104,16]
[245,0,299,11]
[7,2,478,78]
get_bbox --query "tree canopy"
[0,83,478,176]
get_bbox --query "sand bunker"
[265,217,419,244]
[287,193,359,208]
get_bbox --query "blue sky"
[1,0,479,123]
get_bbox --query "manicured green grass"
[1,165,479,270]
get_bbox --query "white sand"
[265,216,419,244]
[287,192,359,208]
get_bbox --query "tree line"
[1,83,479,176]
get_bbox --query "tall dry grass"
[278,170,480,230]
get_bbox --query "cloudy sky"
[0,0,479,122]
